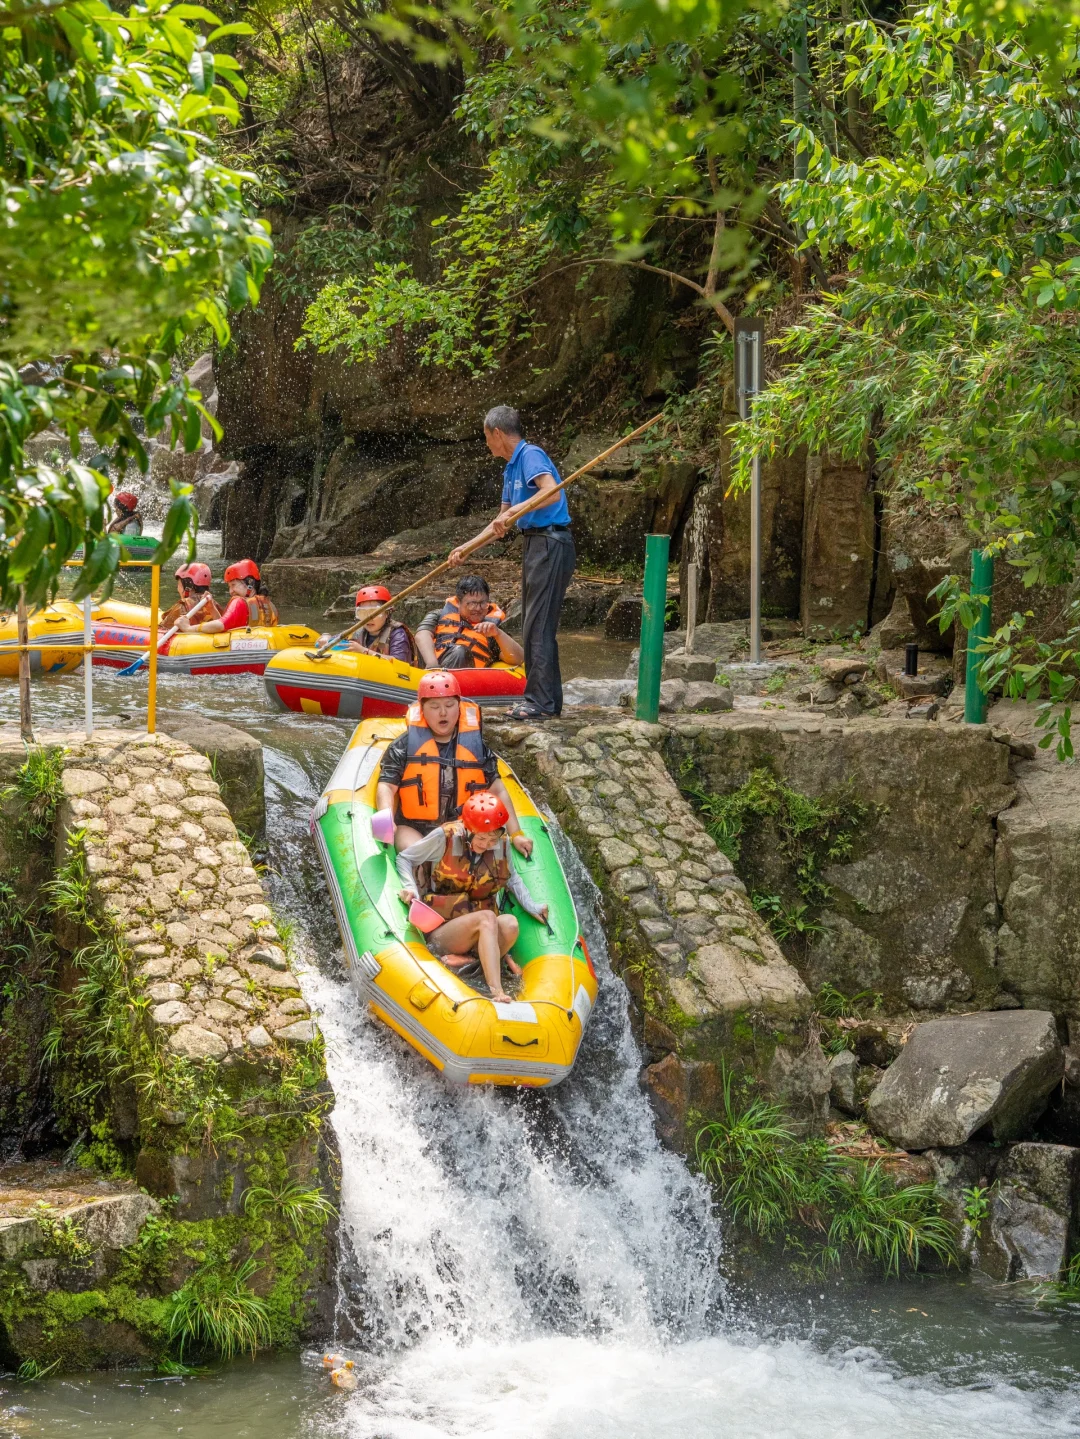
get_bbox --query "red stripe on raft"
[272,684,342,716]
[455,669,527,697]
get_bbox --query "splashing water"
[4,673,1078,1437]
[264,744,1079,1439]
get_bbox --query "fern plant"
[243,1180,337,1238]
[696,1068,956,1277]
[167,1258,272,1360]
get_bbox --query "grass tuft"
[696,1068,955,1277]
[167,1257,273,1360]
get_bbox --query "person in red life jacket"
[414,575,523,670]
[395,791,547,1004]
[375,670,533,856]
[107,491,143,536]
[176,559,279,636]
[160,563,222,631]
[345,585,417,664]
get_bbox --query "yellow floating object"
[264,647,527,720]
[89,601,319,675]
[312,718,598,1088]
[0,600,86,677]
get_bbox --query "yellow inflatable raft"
[0,601,86,677]
[89,601,319,676]
[312,717,598,1087]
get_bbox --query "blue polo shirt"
[501,440,571,530]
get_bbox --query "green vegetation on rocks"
[696,1070,956,1278]
[0,741,335,1372]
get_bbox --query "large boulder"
[865,1010,1064,1149]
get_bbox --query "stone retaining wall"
[489,715,830,1142]
[0,726,335,1372]
[58,728,314,1061]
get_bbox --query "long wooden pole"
[306,413,665,659]
[16,588,32,743]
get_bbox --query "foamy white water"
[263,748,1078,1439]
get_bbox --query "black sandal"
[503,704,548,721]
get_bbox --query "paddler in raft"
[161,562,222,630]
[342,584,418,664]
[415,574,523,670]
[107,490,144,537]
[175,559,279,636]
[395,790,548,1004]
[375,669,533,859]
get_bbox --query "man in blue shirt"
[448,405,575,719]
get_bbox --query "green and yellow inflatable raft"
[312,718,598,1087]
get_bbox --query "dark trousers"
[521,529,576,715]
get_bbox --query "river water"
[1,553,1079,1437]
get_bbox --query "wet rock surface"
[491,713,829,1136]
[50,729,314,1062]
[865,1010,1063,1149]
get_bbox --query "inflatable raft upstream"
[0,600,86,677]
[89,601,320,675]
[265,647,527,718]
[312,717,597,1086]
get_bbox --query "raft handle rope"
[304,412,664,662]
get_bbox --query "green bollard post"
[636,533,670,723]
[964,547,994,724]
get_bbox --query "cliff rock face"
[215,215,691,563]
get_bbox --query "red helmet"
[356,584,392,606]
[462,792,509,833]
[185,562,212,588]
[114,491,138,512]
[174,563,190,580]
[224,559,260,585]
[417,670,460,700]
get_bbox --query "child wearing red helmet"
[161,562,222,631]
[345,584,417,664]
[177,558,279,635]
[107,491,143,536]
[395,789,547,1002]
[376,669,533,858]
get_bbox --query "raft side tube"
[312,717,597,1087]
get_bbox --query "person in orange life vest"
[107,491,143,536]
[345,585,417,664]
[375,670,533,856]
[160,563,222,631]
[176,559,279,636]
[414,574,523,670]
[396,791,547,1003]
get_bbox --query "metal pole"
[750,449,762,664]
[964,548,994,724]
[736,317,765,664]
[685,561,698,655]
[147,564,160,735]
[16,588,32,743]
[83,595,93,738]
[636,534,670,724]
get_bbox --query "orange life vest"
[423,821,512,920]
[396,700,488,824]
[433,596,506,668]
[161,592,222,630]
[246,594,279,627]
